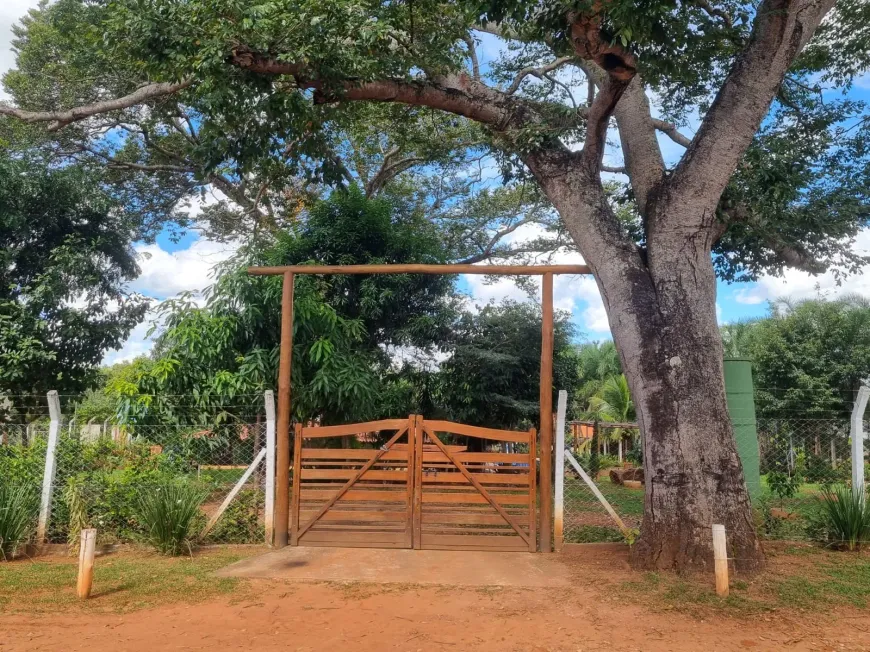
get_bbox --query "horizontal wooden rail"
[424,420,531,443]
[299,419,409,438]
[248,264,591,276]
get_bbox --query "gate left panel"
[291,418,415,549]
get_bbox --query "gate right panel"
[415,419,536,552]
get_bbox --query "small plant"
[63,475,90,554]
[0,483,39,560]
[814,485,870,551]
[135,481,207,555]
[767,470,801,505]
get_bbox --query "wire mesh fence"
[560,414,868,545]
[561,455,642,544]
[1,402,269,551]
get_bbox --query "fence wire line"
[560,415,865,545]
[1,418,269,548]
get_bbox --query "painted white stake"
[564,450,630,536]
[264,390,277,546]
[554,390,567,552]
[36,391,61,544]
[712,523,729,597]
[77,528,97,599]
[851,385,869,497]
[201,447,267,538]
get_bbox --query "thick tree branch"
[568,11,637,170]
[601,164,626,174]
[695,0,734,28]
[0,80,192,131]
[667,0,836,209]
[231,48,520,128]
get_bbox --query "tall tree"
[112,187,460,426]
[4,0,870,569]
[437,301,579,430]
[0,154,147,412]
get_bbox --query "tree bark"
[526,147,764,572]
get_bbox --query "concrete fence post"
[554,390,567,552]
[851,385,869,497]
[264,390,277,546]
[36,390,61,543]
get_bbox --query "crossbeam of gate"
[249,263,592,551]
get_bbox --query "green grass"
[0,547,257,613]
[619,548,870,617]
[567,525,625,543]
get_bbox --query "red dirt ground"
[2,545,869,652]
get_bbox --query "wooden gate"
[290,416,537,552]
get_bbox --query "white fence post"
[554,390,567,552]
[36,390,61,544]
[264,390,277,546]
[851,385,870,497]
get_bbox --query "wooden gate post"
[539,272,554,552]
[274,271,295,548]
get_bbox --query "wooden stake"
[274,271,295,548]
[712,523,729,597]
[539,272,554,552]
[77,528,97,599]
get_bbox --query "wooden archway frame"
[247,263,592,552]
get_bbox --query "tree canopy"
[109,186,461,426]
[721,296,870,418]
[0,153,146,412]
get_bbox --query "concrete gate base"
[217,547,570,588]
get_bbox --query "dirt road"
[2,578,868,651]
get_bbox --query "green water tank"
[723,357,762,501]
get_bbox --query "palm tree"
[573,341,621,417]
[589,374,636,462]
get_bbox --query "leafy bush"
[813,485,870,551]
[136,480,208,555]
[0,483,39,559]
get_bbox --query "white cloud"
[130,238,240,300]
[460,223,610,336]
[739,229,870,305]
[102,318,155,365]
[0,1,37,101]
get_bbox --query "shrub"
[135,481,207,555]
[813,485,870,551]
[0,483,39,560]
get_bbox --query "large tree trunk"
[614,251,762,571]
[603,227,762,571]
[527,150,764,572]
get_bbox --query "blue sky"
[2,2,869,360]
